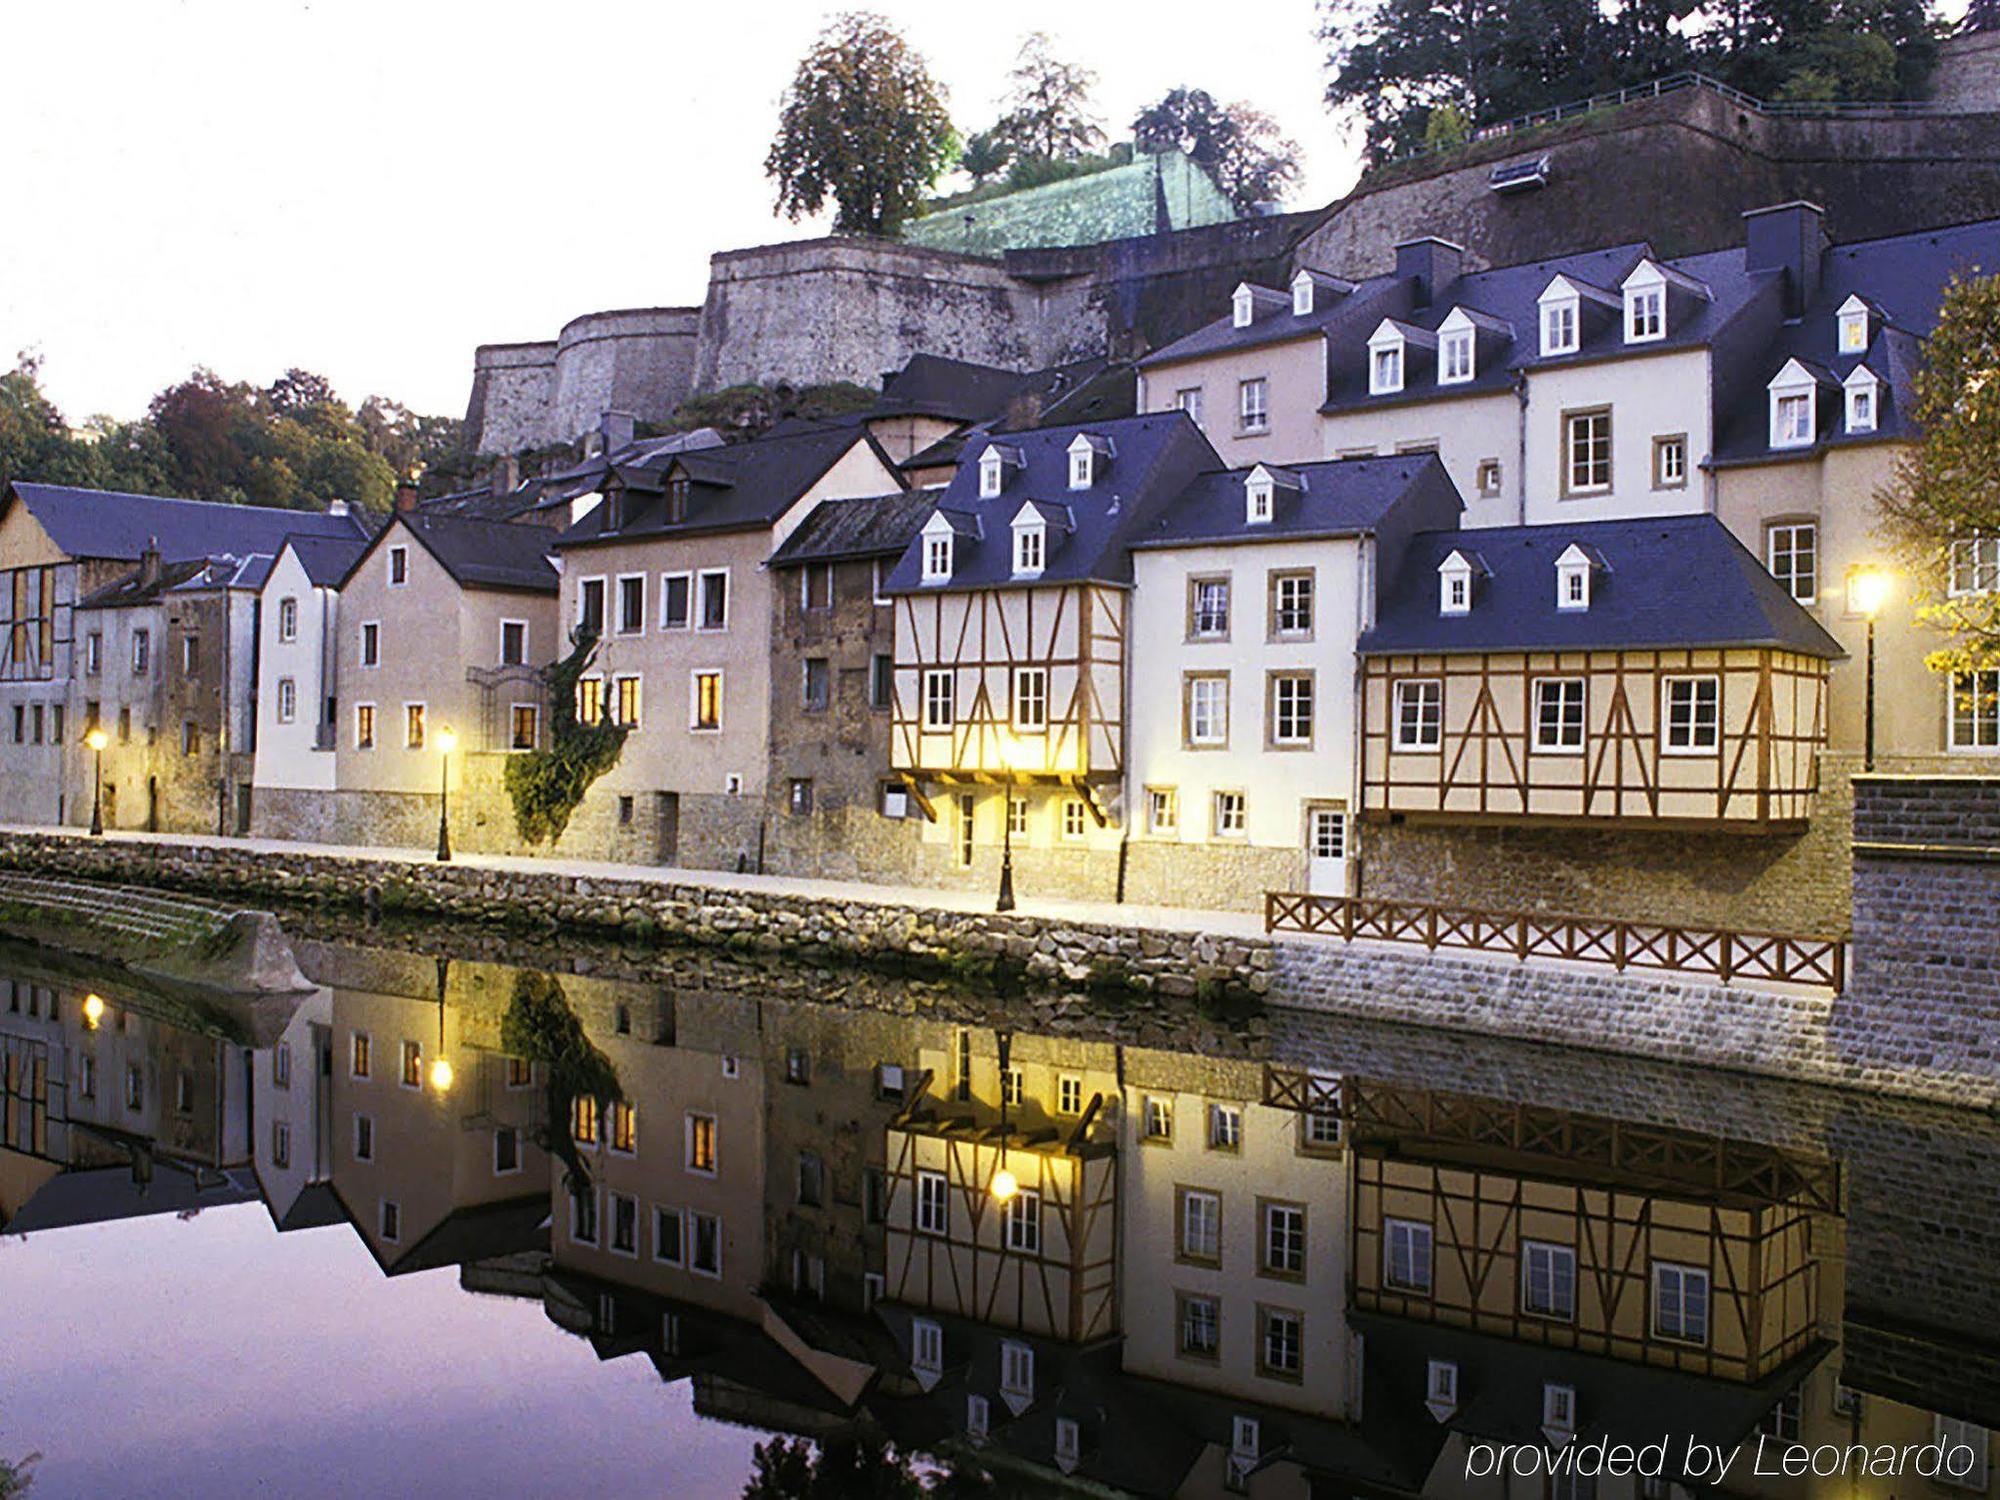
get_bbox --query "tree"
[742,1437,923,1500]
[765,11,957,235]
[1878,272,2000,675]
[1131,88,1302,210]
[992,32,1103,164]
[958,128,1013,186]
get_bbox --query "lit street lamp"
[429,954,454,1093]
[995,736,1020,914]
[990,1029,1017,1206]
[1849,566,1892,772]
[85,726,109,836]
[435,726,458,862]
[82,993,105,1029]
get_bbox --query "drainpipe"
[1513,369,1530,527]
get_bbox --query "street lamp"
[995,735,1019,914]
[429,954,454,1092]
[990,1030,1017,1205]
[85,727,109,835]
[435,726,458,862]
[1849,566,1893,772]
[82,993,106,1029]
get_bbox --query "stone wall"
[463,341,557,455]
[547,307,699,444]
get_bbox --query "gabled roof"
[345,511,557,594]
[76,556,215,610]
[881,412,1221,593]
[282,533,371,588]
[2,482,370,565]
[556,425,895,548]
[1130,454,1460,551]
[1362,515,1845,658]
[765,490,938,567]
[869,353,1120,427]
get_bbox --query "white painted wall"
[1521,348,1713,525]
[253,546,338,790]
[1319,391,1520,530]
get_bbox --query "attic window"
[979,449,1006,499]
[1845,367,1878,434]
[1066,433,1103,490]
[1054,1417,1081,1470]
[1626,284,1664,343]
[1292,271,1315,317]
[1440,326,1473,384]
[1557,557,1592,611]
[923,532,953,584]
[1427,1359,1460,1418]
[1543,1383,1577,1441]
[1232,283,1255,329]
[1013,517,1046,577]
[1539,281,1581,356]
[1438,554,1475,616]
[1838,295,1871,355]
[1232,1417,1260,1461]
[1369,323,1405,395]
[1246,473,1275,525]
[667,476,689,523]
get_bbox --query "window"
[1523,1241,1577,1318]
[1054,1417,1080,1468]
[388,545,408,586]
[1951,670,2000,749]
[1189,577,1230,638]
[84,631,102,674]
[912,1318,943,1376]
[1000,1341,1034,1400]
[1209,1103,1242,1151]
[923,532,953,582]
[1231,284,1255,327]
[1371,343,1404,395]
[1013,667,1047,730]
[697,570,728,630]
[494,1125,520,1175]
[577,577,606,635]
[689,1211,721,1275]
[360,621,379,668]
[181,634,200,675]
[400,1040,422,1089]
[351,1031,372,1079]
[966,1393,990,1440]
[1440,328,1472,383]
[1302,1103,1341,1151]
[355,703,376,749]
[576,676,605,724]
[510,705,538,751]
[1186,674,1228,747]
[1146,1097,1174,1142]
[916,1168,949,1235]
[798,1150,824,1207]
[1258,1307,1303,1379]
[979,448,1007,497]
[1061,798,1087,839]
[1662,676,1720,753]
[1262,1202,1306,1276]
[181,720,199,757]
[1951,537,2000,596]
[870,653,893,711]
[1238,377,1268,433]
[1429,1359,1459,1407]
[569,1187,598,1246]
[1179,1294,1220,1358]
[1393,680,1443,751]
[665,475,689,521]
[1014,521,1045,575]
[1762,1386,1802,1442]
[1068,444,1093,490]
[1212,790,1246,837]
[1147,787,1178,835]
[1653,1262,1710,1343]
[1006,795,1028,837]
[132,629,151,675]
[690,671,722,731]
[353,1113,374,1160]
[1441,566,1471,616]
[922,670,954,731]
[404,702,425,750]
[1627,284,1664,341]
[121,1064,143,1111]
[610,1101,637,1154]
[1533,678,1585,753]
[500,619,526,665]
[1058,1075,1083,1114]
[685,1112,717,1174]
[611,575,643,636]
[800,562,833,612]
[573,1096,600,1146]
[1004,1189,1040,1253]
[1176,387,1203,425]
[609,1191,638,1256]
[1838,299,1871,354]
[1385,1217,1433,1291]
[271,1121,291,1169]
[1179,1188,1220,1262]
[955,793,975,867]
[273,1041,291,1089]
[1269,673,1313,747]
[380,1200,401,1243]
[802,657,829,712]
[1564,409,1612,494]
[1936,1417,1990,1492]
[1545,1382,1579,1435]
[1271,572,1313,636]
[1774,390,1815,448]
[789,778,814,815]
[1767,522,1818,602]
[276,677,296,723]
[1653,434,1688,489]
[658,572,692,630]
[1543,298,1579,354]
[654,1206,684,1265]
[1847,375,1877,433]
[1477,458,1503,498]
[872,558,891,605]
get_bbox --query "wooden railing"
[1265,892,1846,992]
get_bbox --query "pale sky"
[2,0,1356,427]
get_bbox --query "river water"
[1,926,1994,1499]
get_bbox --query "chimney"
[395,483,420,513]
[326,498,349,518]
[140,537,162,587]
[599,410,637,453]
[490,455,521,500]
[1743,202,1827,318]
[1394,236,1465,309]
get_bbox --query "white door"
[1306,805,1349,896]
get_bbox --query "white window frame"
[1231,283,1255,328]
[1564,409,1613,494]
[354,701,376,750]
[387,544,408,587]
[1385,1216,1433,1292]
[658,571,693,630]
[1180,1188,1220,1261]
[1004,1188,1041,1254]
[1393,679,1443,752]
[1653,1261,1711,1344]
[1000,1340,1034,1400]
[1625,278,1665,343]
[695,568,730,631]
[277,596,298,643]
[1238,377,1269,433]
[499,618,529,665]
[1368,324,1405,395]
[1767,522,1819,603]
[359,620,379,669]
[1540,288,1580,355]
[689,669,724,732]
[275,676,296,724]
[1013,519,1046,577]
[1844,367,1879,434]
[1951,536,2000,597]
[1246,474,1274,524]
[1662,674,1721,755]
[1769,364,1818,448]
[576,575,607,633]
[1936,1417,1990,1492]
[1176,387,1203,426]
[922,669,955,732]
[1439,327,1473,384]
[1012,666,1048,731]
[614,573,646,636]
[1522,1240,1578,1319]
[912,1317,943,1376]
[402,701,426,751]
[1837,294,1871,355]
[1270,672,1313,747]
[916,1168,949,1236]
[1532,677,1586,754]
[684,1111,718,1176]
[1950,669,2000,751]
[1291,270,1315,317]
[1212,789,1246,838]
[1187,674,1228,747]
[979,449,1006,498]
[1067,434,1097,490]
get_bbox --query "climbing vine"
[499,970,622,1197]
[502,626,630,846]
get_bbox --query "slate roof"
[1129,453,1461,551]
[1138,268,1365,366]
[879,411,1222,594]
[2,482,370,564]
[76,556,216,610]
[1,1161,261,1234]
[284,533,371,588]
[345,511,558,594]
[556,425,893,549]
[766,490,939,567]
[1361,515,1845,658]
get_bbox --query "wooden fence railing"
[1264,892,1846,992]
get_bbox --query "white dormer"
[1228,1416,1261,1489]
[1054,1416,1081,1474]
[1368,318,1406,395]
[1844,364,1880,433]
[1542,1383,1577,1445]
[1067,432,1109,489]
[1837,293,1873,355]
[1426,1359,1460,1422]
[1232,282,1256,329]
[1292,269,1316,317]
[1438,307,1476,385]
[1011,501,1048,577]
[1439,549,1479,616]
[978,446,1006,498]
[1555,542,1598,611]
[1538,277,1583,355]
[1768,358,1820,449]
[920,512,957,584]
[1243,463,1299,525]
[911,1317,943,1391]
[1622,259,1668,343]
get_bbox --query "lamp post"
[1849,567,1892,773]
[996,737,1018,915]
[990,1030,1018,1206]
[428,954,454,1093]
[435,726,458,862]
[85,727,108,836]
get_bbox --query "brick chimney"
[1394,236,1465,309]
[490,455,521,499]
[1743,202,1827,319]
[599,410,636,453]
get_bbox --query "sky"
[1,0,1356,427]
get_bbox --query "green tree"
[765,11,957,235]
[1878,271,2000,674]
[1131,88,1302,210]
[0,355,104,493]
[992,32,1103,164]
[958,128,1013,186]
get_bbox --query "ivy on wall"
[499,970,622,1196]
[503,627,630,846]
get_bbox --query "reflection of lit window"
[686,1112,716,1174]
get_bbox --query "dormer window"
[603,489,624,531]
[1769,360,1819,449]
[1543,1383,1577,1443]
[1622,260,1668,343]
[1438,308,1475,385]
[1066,432,1107,490]
[1232,282,1255,328]
[1539,279,1582,355]
[1013,519,1046,576]
[1368,320,1406,395]
[1556,543,1597,610]
[1426,1359,1460,1421]
[1838,294,1872,355]
[1054,1417,1081,1472]
[1292,270,1315,317]
[921,514,957,584]
[1438,551,1477,616]
[1246,471,1274,525]
[979,449,1005,498]
[1070,449,1091,488]
[666,475,689,523]
[1845,365,1879,433]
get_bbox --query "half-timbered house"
[881,413,1220,898]
[1359,516,1842,829]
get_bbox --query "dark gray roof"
[346,512,557,594]
[896,361,1139,474]
[1140,274,1361,366]
[766,490,938,567]
[1361,515,1845,658]
[879,412,1222,594]
[284,533,371,588]
[3,482,369,564]
[1,1161,261,1235]
[556,425,893,549]
[76,556,215,610]
[1130,453,1461,550]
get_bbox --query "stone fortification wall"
[548,307,699,441]
[464,341,557,455]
